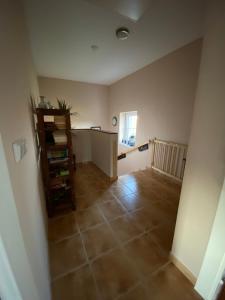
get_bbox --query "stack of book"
[52,131,67,144]
[48,149,69,165]
[54,116,66,129]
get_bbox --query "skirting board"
[170,254,197,285]
[109,176,118,182]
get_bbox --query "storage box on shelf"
[35,108,75,217]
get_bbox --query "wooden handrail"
[118,140,152,160]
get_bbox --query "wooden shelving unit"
[35,108,75,217]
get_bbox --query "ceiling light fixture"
[116,27,130,40]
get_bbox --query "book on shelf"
[49,168,70,178]
[44,122,57,131]
[52,131,67,144]
[47,149,68,159]
[54,116,66,129]
[49,157,69,164]
[49,176,71,190]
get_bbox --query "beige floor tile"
[130,208,158,231]
[110,185,133,198]
[141,190,160,204]
[52,265,98,300]
[92,248,139,300]
[147,263,202,300]
[116,193,145,212]
[48,213,77,242]
[118,284,148,300]
[98,192,118,203]
[150,222,175,253]
[82,223,117,260]
[99,200,126,220]
[76,206,104,231]
[150,200,178,223]
[50,164,199,300]
[123,181,143,194]
[125,234,168,276]
[50,235,87,278]
[110,214,142,243]
[76,195,95,210]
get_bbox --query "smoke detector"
[116,27,130,40]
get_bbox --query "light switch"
[12,139,27,162]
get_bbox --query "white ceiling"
[86,0,154,22]
[24,0,206,85]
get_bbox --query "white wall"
[0,1,51,299]
[72,130,118,178]
[109,39,202,175]
[72,130,92,163]
[195,178,225,299]
[38,77,109,130]
[0,236,22,300]
[0,134,38,300]
[172,0,225,280]
[91,130,118,178]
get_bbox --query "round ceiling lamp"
[116,27,130,40]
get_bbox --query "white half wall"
[91,130,118,178]
[172,0,225,281]
[72,130,92,163]
[72,129,118,178]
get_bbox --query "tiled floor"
[49,163,202,300]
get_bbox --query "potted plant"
[54,99,72,129]
[57,99,72,111]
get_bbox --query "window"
[119,111,137,147]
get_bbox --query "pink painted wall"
[109,39,202,175]
[0,0,50,298]
[173,0,225,282]
[39,77,109,130]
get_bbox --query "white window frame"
[119,111,138,147]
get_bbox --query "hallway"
[49,164,201,300]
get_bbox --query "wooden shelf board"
[35,108,70,116]
[49,159,70,166]
[47,144,68,150]
[49,185,71,191]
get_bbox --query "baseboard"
[109,176,118,182]
[76,161,92,166]
[170,254,197,285]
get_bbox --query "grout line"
[89,245,120,264]
[113,281,141,300]
[50,165,180,299]
[79,220,105,233]
[148,260,172,278]
[51,262,88,282]
[95,203,147,295]
[120,226,158,248]
[113,195,130,213]
[49,231,80,244]
[76,213,103,300]
[95,190,172,300]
